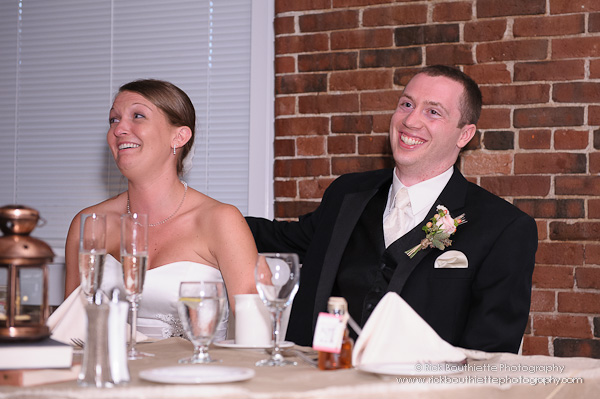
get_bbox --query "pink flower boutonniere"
[405,205,466,259]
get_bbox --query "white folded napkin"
[352,292,466,366]
[434,250,468,268]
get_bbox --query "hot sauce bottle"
[317,297,354,370]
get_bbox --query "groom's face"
[389,73,476,186]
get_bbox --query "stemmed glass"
[79,213,107,304]
[177,281,226,363]
[120,213,149,360]
[255,253,300,367]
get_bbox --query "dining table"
[0,337,599,399]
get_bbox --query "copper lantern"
[0,205,54,340]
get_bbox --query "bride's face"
[107,91,177,175]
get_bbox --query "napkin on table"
[352,292,466,366]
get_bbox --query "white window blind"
[0,0,273,252]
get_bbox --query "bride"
[64,79,258,339]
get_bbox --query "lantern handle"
[37,216,47,228]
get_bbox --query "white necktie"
[383,188,412,248]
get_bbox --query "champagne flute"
[177,281,226,363]
[79,213,107,304]
[255,253,300,367]
[120,213,149,360]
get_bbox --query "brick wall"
[273,0,600,357]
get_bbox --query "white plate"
[358,362,463,376]
[213,339,294,349]
[139,365,255,384]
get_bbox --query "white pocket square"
[434,250,468,268]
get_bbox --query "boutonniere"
[405,205,466,259]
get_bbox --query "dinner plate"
[139,365,255,384]
[358,362,463,376]
[213,339,294,349]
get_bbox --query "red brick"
[360,90,402,112]
[463,64,511,84]
[298,52,358,72]
[298,93,359,114]
[299,10,359,32]
[476,108,511,129]
[461,153,512,176]
[331,115,373,134]
[275,34,329,55]
[551,221,600,241]
[590,106,600,125]
[395,24,460,46]
[513,14,584,37]
[464,20,507,42]
[576,267,600,289]
[359,48,422,68]
[331,28,393,50]
[532,265,574,289]
[586,244,600,265]
[514,60,586,82]
[481,130,514,151]
[554,129,588,150]
[277,74,327,94]
[358,135,391,155]
[552,37,600,59]
[514,153,586,174]
[592,13,600,33]
[426,44,474,66]
[297,136,326,156]
[327,135,356,154]
[276,56,295,74]
[274,139,295,157]
[477,0,546,17]
[275,201,320,219]
[590,199,600,220]
[479,176,550,196]
[463,131,481,151]
[275,96,295,116]
[298,177,335,199]
[513,199,585,219]
[332,156,394,175]
[514,107,584,128]
[536,242,584,265]
[553,82,600,103]
[533,314,592,339]
[433,1,473,22]
[558,292,600,314]
[275,16,295,34]
[372,113,392,133]
[553,338,600,359]
[530,289,556,312]
[274,180,297,198]
[519,129,551,149]
[477,40,548,62]
[555,176,600,196]
[480,84,550,105]
[549,0,600,14]
[275,117,330,136]
[393,67,423,87]
[536,220,548,241]
[592,59,600,78]
[522,336,550,356]
[362,4,428,27]
[274,158,330,178]
[329,70,393,91]
[275,0,331,13]
[332,0,393,6]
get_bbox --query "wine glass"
[120,213,149,360]
[177,281,226,363]
[79,213,107,304]
[255,253,300,367]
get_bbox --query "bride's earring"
[173,146,177,155]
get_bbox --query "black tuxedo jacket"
[246,167,537,353]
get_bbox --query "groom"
[247,65,537,353]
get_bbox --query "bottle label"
[312,312,348,353]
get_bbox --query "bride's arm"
[210,204,258,310]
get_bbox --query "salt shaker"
[108,289,130,384]
[77,293,114,388]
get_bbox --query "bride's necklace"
[127,181,188,227]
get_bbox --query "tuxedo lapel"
[387,167,468,294]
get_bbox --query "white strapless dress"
[101,255,229,341]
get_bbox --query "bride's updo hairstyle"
[118,79,196,176]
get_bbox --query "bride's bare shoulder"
[187,189,244,227]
